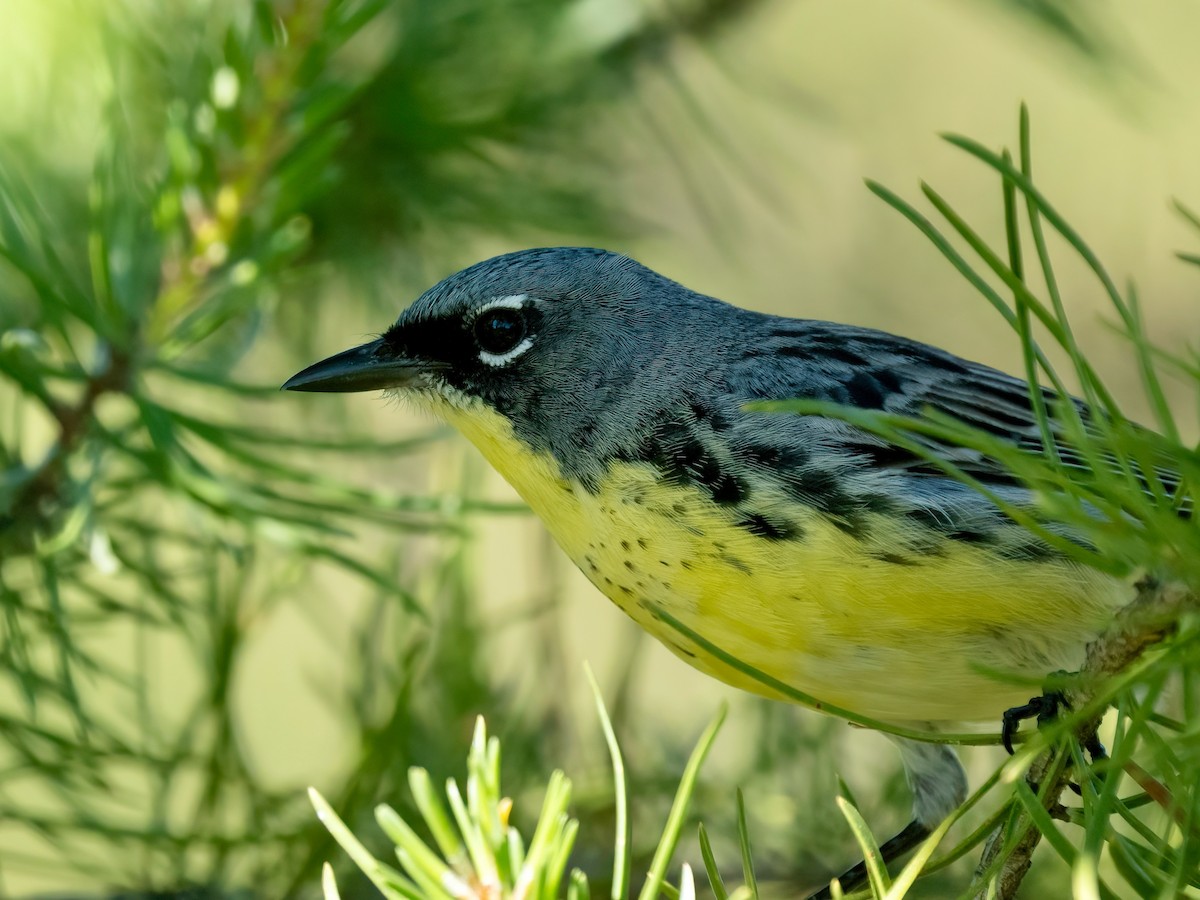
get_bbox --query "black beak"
[282,338,425,393]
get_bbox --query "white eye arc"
[480,337,533,367]
[472,295,540,367]
[479,294,529,312]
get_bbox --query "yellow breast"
[430,396,1130,725]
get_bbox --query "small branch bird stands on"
[284,247,1135,895]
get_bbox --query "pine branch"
[4,345,130,551]
[974,576,1195,899]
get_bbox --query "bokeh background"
[2,0,1198,897]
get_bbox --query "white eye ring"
[480,337,533,367]
[473,295,538,367]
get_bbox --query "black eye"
[473,307,527,355]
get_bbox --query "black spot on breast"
[871,551,920,567]
[637,538,649,550]
[737,513,801,541]
[624,560,637,572]
[621,540,631,552]
[718,552,752,574]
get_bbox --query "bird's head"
[283,247,722,473]
[284,246,651,403]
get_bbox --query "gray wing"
[728,319,1177,496]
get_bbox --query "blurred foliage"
[0,0,1164,899]
[987,0,1121,62]
[0,1,776,896]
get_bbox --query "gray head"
[283,247,750,477]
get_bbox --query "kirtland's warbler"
[285,248,1133,893]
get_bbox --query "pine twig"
[4,345,130,549]
[974,575,1194,899]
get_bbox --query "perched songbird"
[284,248,1132,893]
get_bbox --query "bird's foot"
[1000,691,1065,755]
[1001,690,1107,797]
[1001,691,1107,760]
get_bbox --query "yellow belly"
[431,398,1130,725]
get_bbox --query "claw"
[1001,691,1066,754]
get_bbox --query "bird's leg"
[806,737,966,900]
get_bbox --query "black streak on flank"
[719,552,752,575]
[996,539,1059,562]
[904,507,949,530]
[706,470,746,505]
[905,508,999,549]
[738,442,809,471]
[860,493,899,515]
[947,528,994,545]
[828,512,869,540]
[688,398,730,433]
[624,423,746,506]
[737,513,801,541]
